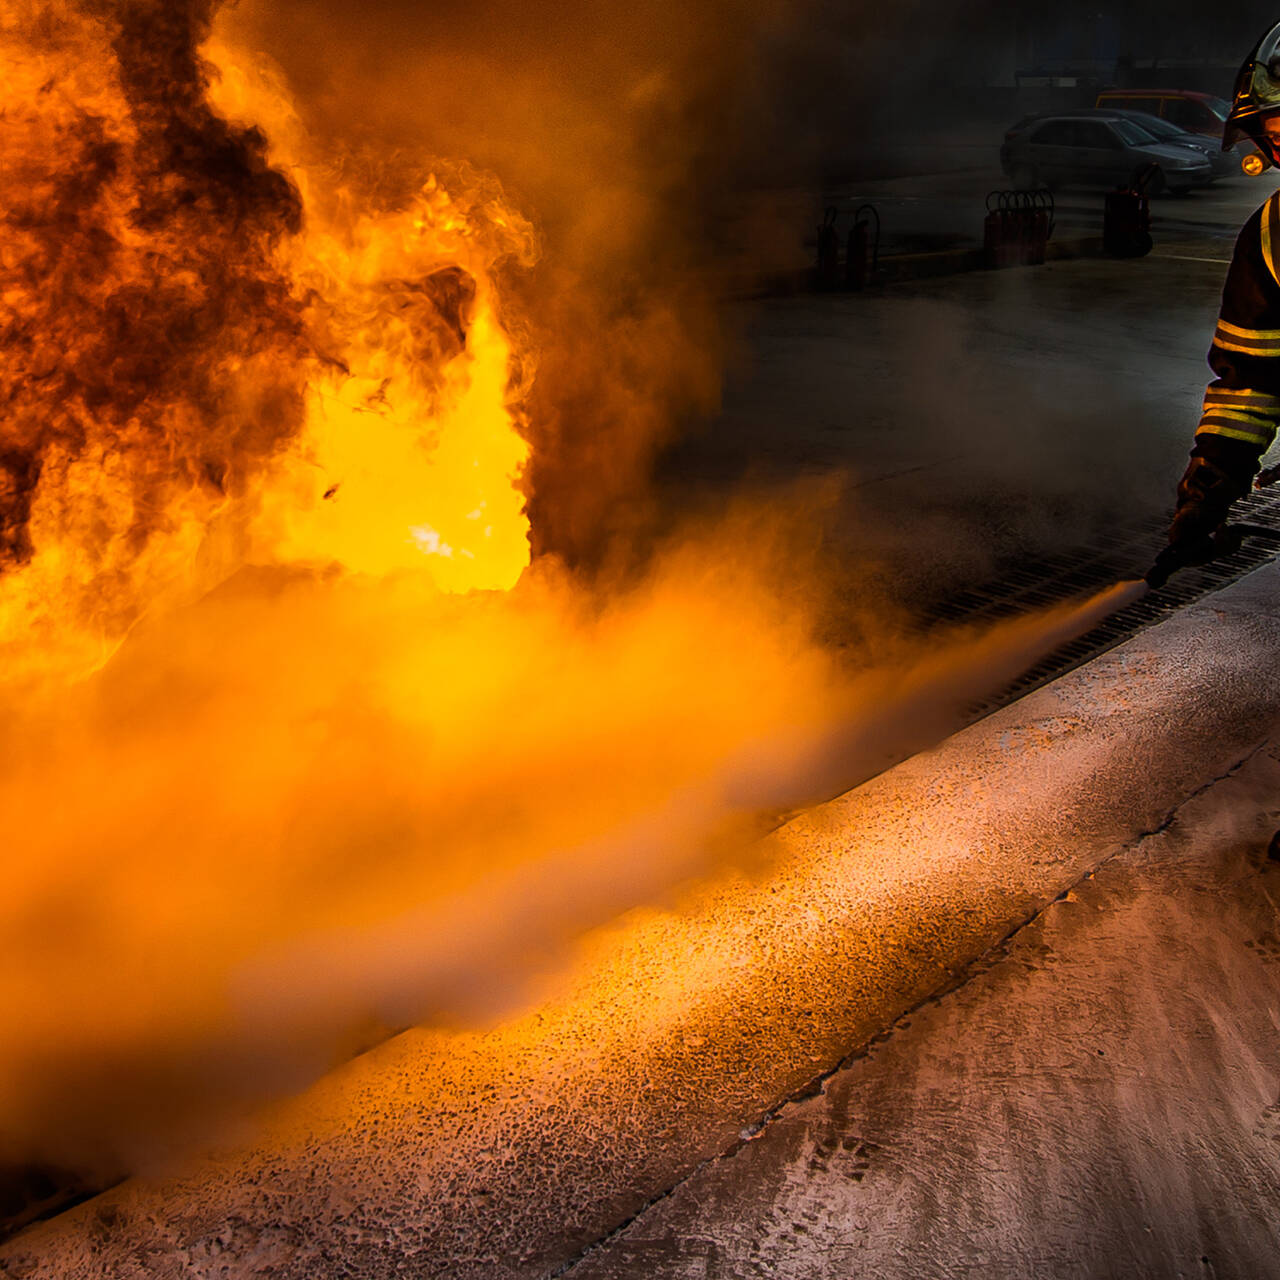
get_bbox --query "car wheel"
[1144,166,1167,197]
[1010,163,1037,190]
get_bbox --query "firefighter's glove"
[1256,462,1280,489]
[1167,454,1250,560]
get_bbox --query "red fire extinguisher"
[1026,189,1053,265]
[1104,163,1155,258]
[984,191,1015,269]
[985,189,1054,268]
[846,204,880,290]
[816,206,840,290]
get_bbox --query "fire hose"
[1145,464,1280,590]
[1145,520,1280,590]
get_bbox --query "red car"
[1094,89,1231,139]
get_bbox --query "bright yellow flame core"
[213,42,535,591]
[260,234,531,588]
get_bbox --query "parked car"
[1104,109,1236,179]
[1000,113,1213,194]
[1094,88,1230,138]
[1094,88,1257,169]
[1011,107,1231,181]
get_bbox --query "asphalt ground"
[824,166,1277,256]
[666,235,1244,627]
[6,239,1280,1276]
[721,165,1279,287]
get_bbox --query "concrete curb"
[5,566,1280,1280]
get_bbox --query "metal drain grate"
[924,488,1280,720]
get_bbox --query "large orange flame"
[209,39,536,587]
[0,3,534,688]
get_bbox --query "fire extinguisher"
[1027,189,1054,265]
[985,189,1054,268]
[984,190,1014,269]
[846,204,880,290]
[816,206,840,290]
[1104,163,1155,259]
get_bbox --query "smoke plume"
[213,0,830,565]
[0,510,1138,1173]
[1,1,310,670]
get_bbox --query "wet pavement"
[672,244,1241,617]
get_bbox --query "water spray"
[1036,514,1280,664]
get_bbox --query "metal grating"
[924,488,1280,721]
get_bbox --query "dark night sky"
[950,1,1277,64]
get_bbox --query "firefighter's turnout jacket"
[1196,188,1280,473]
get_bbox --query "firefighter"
[1165,21,1280,569]
[1161,24,1280,863]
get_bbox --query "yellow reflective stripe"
[1197,421,1276,445]
[1203,386,1280,408]
[1213,321,1280,349]
[1264,193,1280,288]
[1203,398,1280,417]
[1214,318,1280,341]
[1212,333,1280,355]
[1200,407,1279,426]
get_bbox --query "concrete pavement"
[569,741,1280,1280]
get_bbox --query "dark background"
[786,2,1280,182]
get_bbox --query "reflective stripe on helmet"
[1253,60,1280,108]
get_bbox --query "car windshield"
[1125,114,1181,139]
[1205,96,1232,122]
[1111,119,1157,145]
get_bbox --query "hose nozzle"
[1146,522,1280,590]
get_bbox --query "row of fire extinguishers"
[986,170,1155,266]
[815,204,881,290]
[984,188,1055,268]
[816,172,1152,289]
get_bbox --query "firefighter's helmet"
[1225,20,1280,154]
